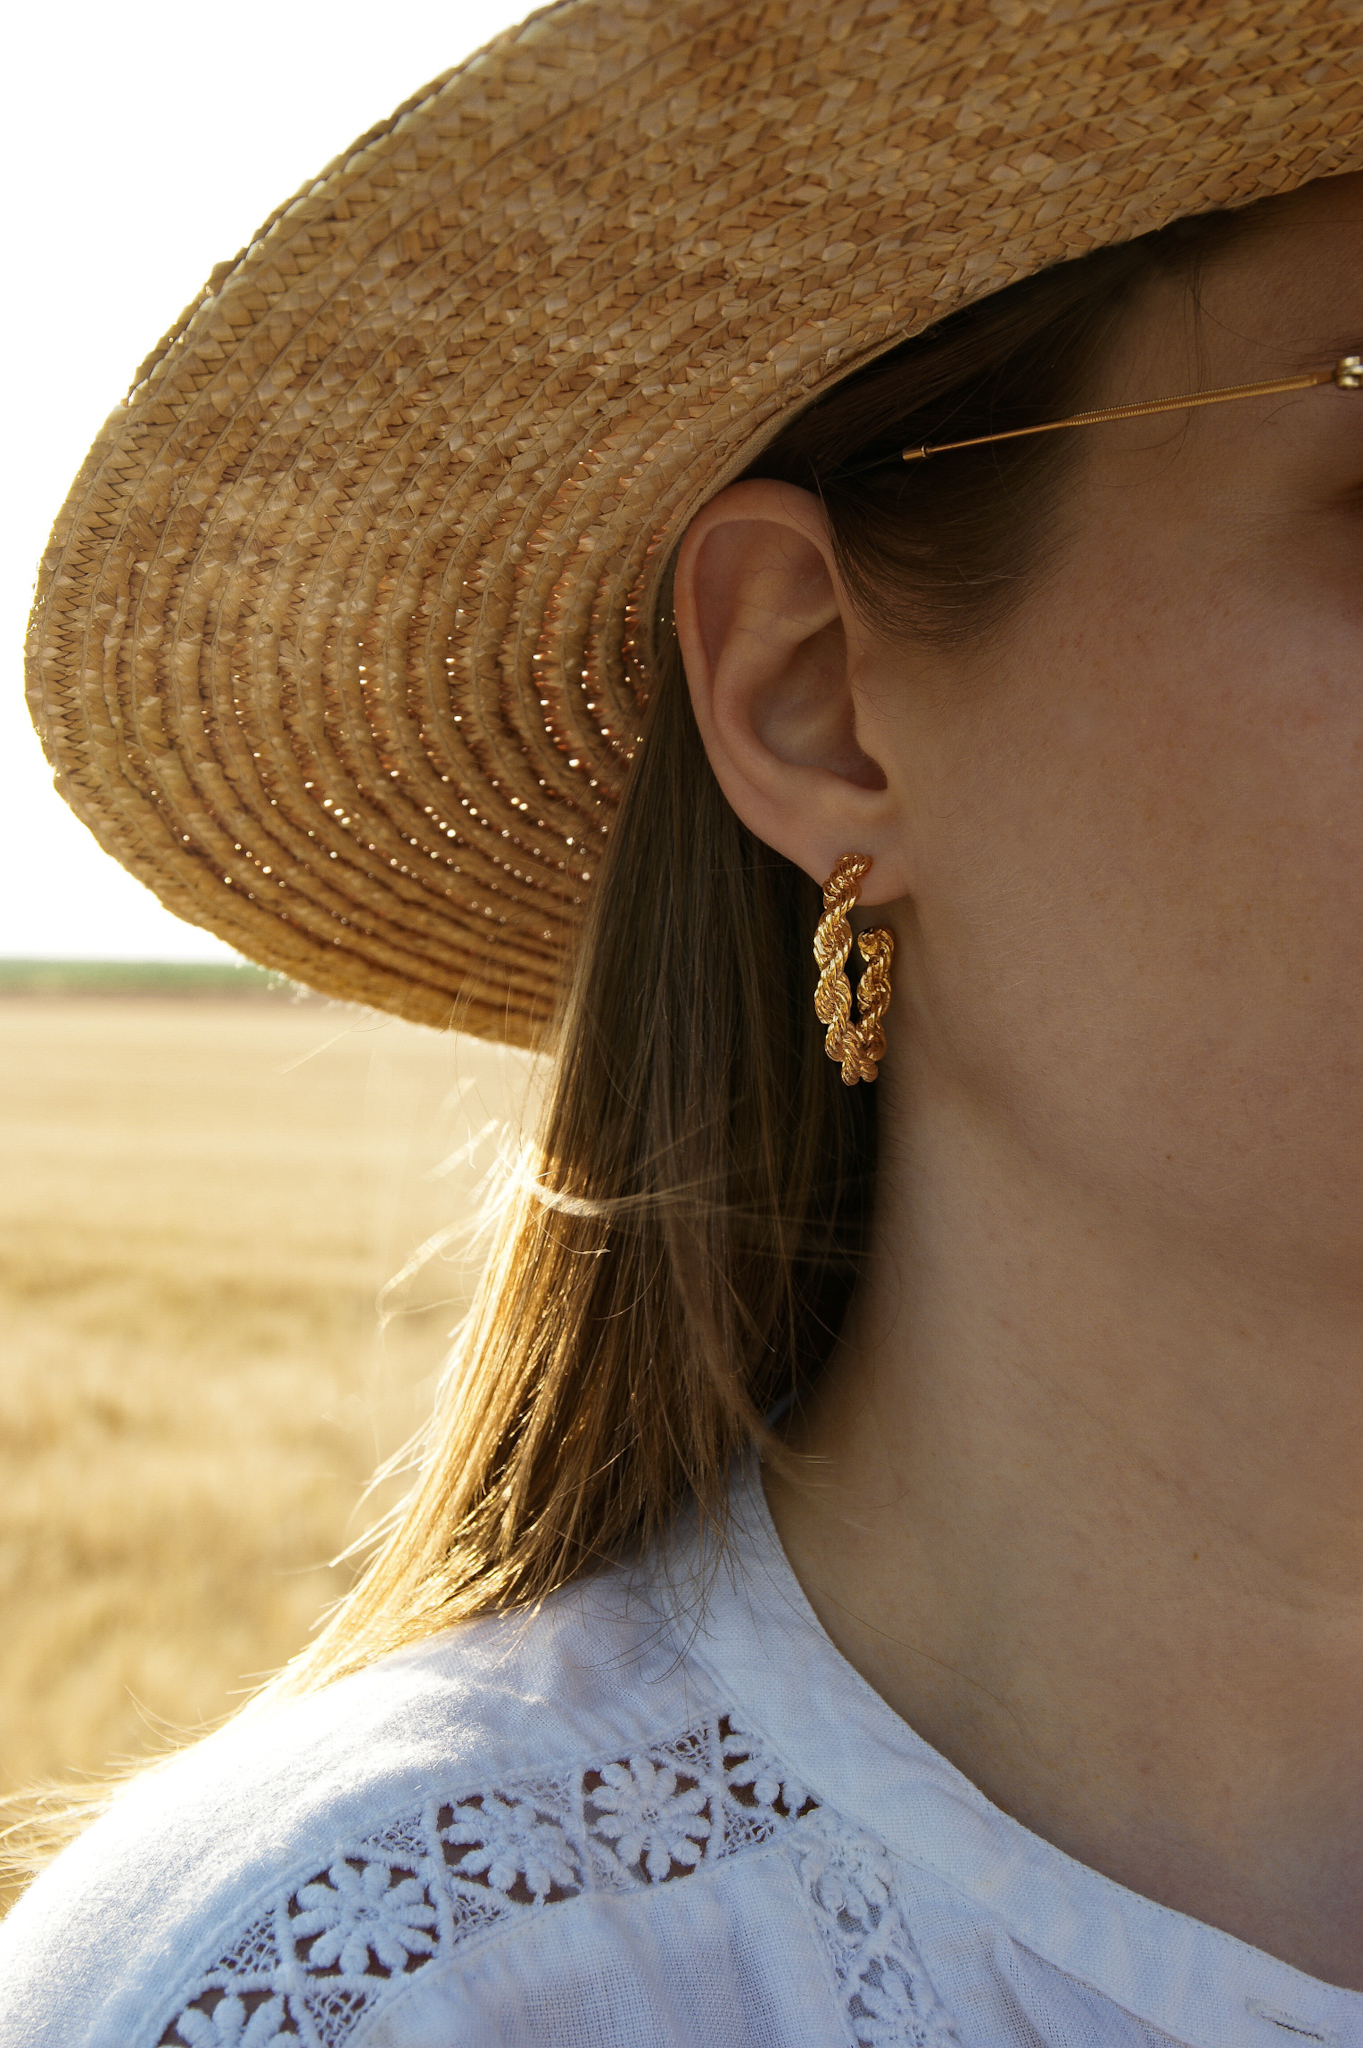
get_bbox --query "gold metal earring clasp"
[814,854,894,1086]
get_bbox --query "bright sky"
[3,0,533,960]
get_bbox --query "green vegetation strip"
[0,960,306,999]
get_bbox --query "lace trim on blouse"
[156,1712,960,2048]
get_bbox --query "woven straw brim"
[26,0,1363,1045]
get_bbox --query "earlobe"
[673,478,909,904]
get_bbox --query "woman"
[3,0,1362,2040]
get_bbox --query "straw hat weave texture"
[26,0,1363,1042]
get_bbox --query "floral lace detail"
[292,1862,439,1976]
[794,1811,961,2047]
[591,1753,711,1878]
[157,1714,955,2048]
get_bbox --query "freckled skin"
[676,174,1363,1986]
[887,244,1363,1286]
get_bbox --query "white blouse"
[0,1471,1356,2048]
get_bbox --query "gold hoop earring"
[814,854,895,1086]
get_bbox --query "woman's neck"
[766,1068,1363,1988]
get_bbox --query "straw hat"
[26,0,1363,1046]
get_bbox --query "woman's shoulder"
[0,1560,719,2048]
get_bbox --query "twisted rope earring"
[813,853,895,1086]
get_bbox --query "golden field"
[0,990,536,1829]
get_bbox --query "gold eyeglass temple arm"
[902,353,1363,462]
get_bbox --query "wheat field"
[0,991,537,1824]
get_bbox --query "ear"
[672,477,912,905]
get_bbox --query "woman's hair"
[265,200,1271,1690]
[0,196,1282,1884]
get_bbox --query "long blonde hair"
[275,634,874,1689]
